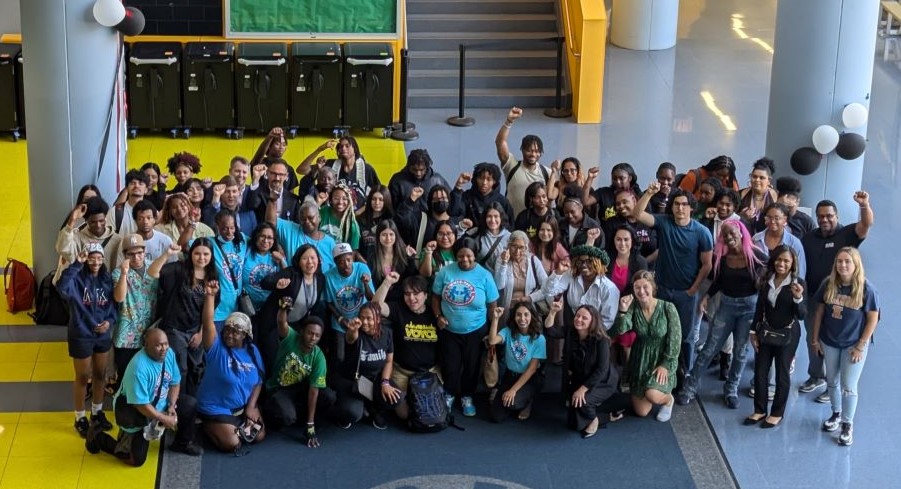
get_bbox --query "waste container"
[343,43,394,132]
[0,43,22,141]
[289,42,343,134]
[127,42,183,138]
[182,42,236,138]
[235,42,289,137]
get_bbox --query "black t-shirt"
[801,224,863,291]
[342,327,393,380]
[603,216,657,260]
[387,302,438,372]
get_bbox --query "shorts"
[68,336,113,359]
[390,364,442,393]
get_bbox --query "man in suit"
[249,159,300,223]
[203,176,259,235]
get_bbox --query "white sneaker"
[656,396,675,422]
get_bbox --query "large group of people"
[56,107,880,466]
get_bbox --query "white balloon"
[842,103,868,129]
[93,0,126,27]
[811,125,839,154]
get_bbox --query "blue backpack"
[407,372,462,433]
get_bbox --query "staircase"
[406,0,563,108]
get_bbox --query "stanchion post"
[544,36,572,118]
[447,43,475,126]
[391,48,419,141]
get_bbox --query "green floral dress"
[612,300,682,397]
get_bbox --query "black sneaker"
[169,441,204,456]
[822,412,842,432]
[371,412,388,430]
[91,410,113,431]
[74,417,90,438]
[838,422,853,446]
[84,420,104,454]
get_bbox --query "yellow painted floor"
[0,412,159,489]
[0,342,70,382]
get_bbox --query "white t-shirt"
[502,153,549,217]
[114,231,176,267]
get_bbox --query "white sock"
[75,410,86,421]
[91,403,103,415]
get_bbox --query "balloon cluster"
[92,0,145,36]
[791,102,869,176]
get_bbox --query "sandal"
[609,410,625,423]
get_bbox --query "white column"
[610,0,680,51]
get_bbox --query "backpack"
[505,160,549,184]
[407,372,462,433]
[29,271,70,325]
[4,259,36,313]
[673,168,701,194]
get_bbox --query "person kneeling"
[196,281,266,454]
[85,328,201,466]
[487,303,546,423]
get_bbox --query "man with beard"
[250,160,302,222]
[495,107,551,216]
[388,149,450,214]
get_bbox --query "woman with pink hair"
[677,219,766,409]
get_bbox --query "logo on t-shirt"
[335,285,364,313]
[278,353,311,387]
[404,322,438,342]
[830,293,851,319]
[443,280,476,306]
[511,338,529,363]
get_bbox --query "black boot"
[719,353,732,381]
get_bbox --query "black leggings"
[438,325,487,398]
[489,370,543,422]
[753,324,801,417]
[331,375,404,425]
[262,383,336,430]
[93,395,198,466]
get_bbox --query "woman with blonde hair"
[811,247,880,446]
[155,193,215,251]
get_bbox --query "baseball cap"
[122,233,146,252]
[333,243,353,258]
[85,242,105,256]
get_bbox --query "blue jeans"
[685,294,756,398]
[657,286,700,381]
[823,343,869,424]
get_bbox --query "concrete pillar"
[610,0,680,51]
[20,0,126,275]
[766,0,881,221]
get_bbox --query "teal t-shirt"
[499,327,546,374]
[276,218,337,274]
[432,263,500,334]
[325,262,374,332]
[116,349,181,431]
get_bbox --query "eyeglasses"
[437,232,454,238]
[268,172,288,178]
[258,235,275,241]
[125,250,145,257]
[509,244,526,251]
[222,326,247,337]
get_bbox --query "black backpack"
[29,271,70,326]
[407,372,462,433]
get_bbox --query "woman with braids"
[548,157,586,209]
[319,184,360,249]
[678,219,766,409]
[487,302,546,423]
[611,270,681,423]
[811,248,880,446]
[155,193,215,253]
[740,157,779,234]
[543,245,620,333]
[197,281,266,453]
[156,238,219,395]
[167,151,204,195]
[678,155,739,198]
[209,209,249,323]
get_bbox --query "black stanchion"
[391,48,419,141]
[447,44,475,127]
[544,36,572,119]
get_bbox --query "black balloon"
[790,147,821,175]
[835,132,866,160]
[115,7,145,36]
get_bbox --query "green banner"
[228,0,397,34]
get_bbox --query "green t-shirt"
[319,206,361,248]
[266,328,328,391]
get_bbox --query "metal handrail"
[560,0,581,58]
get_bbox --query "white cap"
[85,242,105,256]
[333,243,353,258]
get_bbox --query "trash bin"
[289,42,343,134]
[182,41,236,138]
[127,42,183,138]
[0,43,22,141]
[343,43,394,132]
[235,42,289,137]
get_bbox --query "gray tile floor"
[402,1,901,487]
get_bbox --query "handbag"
[758,317,793,347]
[483,344,499,388]
[529,256,550,316]
[115,361,166,429]
[353,340,374,400]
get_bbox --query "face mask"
[431,200,449,213]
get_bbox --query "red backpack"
[4,259,36,313]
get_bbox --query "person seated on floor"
[332,303,404,430]
[58,244,117,438]
[555,302,629,438]
[388,148,451,215]
[372,273,440,420]
[324,243,375,363]
[155,193,215,253]
[449,163,515,229]
[202,176,258,235]
[196,281,266,454]
[107,169,149,235]
[487,302,546,423]
[55,196,121,284]
[262,303,335,448]
[85,328,202,464]
[111,236,174,389]
[113,200,176,267]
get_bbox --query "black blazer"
[559,215,604,251]
[248,186,301,223]
[753,277,807,332]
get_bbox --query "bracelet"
[306,422,315,426]
[381,379,390,386]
